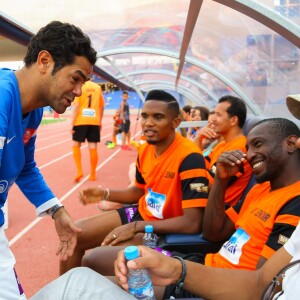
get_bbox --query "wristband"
[172,256,187,294]
[48,204,64,219]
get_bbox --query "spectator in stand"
[181,105,192,122]
[186,106,209,142]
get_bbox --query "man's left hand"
[53,208,82,261]
[102,223,135,246]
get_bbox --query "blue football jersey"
[0,68,58,226]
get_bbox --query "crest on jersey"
[23,129,36,145]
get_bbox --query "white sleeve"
[284,221,300,256]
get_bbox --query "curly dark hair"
[24,21,97,74]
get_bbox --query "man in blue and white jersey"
[0,21,97,299]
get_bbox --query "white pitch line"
[36,131,113,152]
[9,129,141,246]
[37,133,114,167]
[37,122,114,142]
[9,148,121,246]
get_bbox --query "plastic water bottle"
[143,225,158,249]
[124,246,156,300]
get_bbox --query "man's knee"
[67,267,96,279]
[82,254,92,268]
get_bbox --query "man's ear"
[286,135,299,153]
[296,137,300,149]
[37,50,53,74]
[172,117,182,129]
[230,115,238,127]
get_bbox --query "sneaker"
[107,142,115,149]
[105,140,113,145]
[121,145,132,150]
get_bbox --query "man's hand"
[216,150,247,179]
[78,187,105,204]
[53,208,82,261]
[115,246,182,291]
[196,126,217,140]
[102,223,136,246]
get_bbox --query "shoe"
[89,174,96,181]
[121,145,132,150]
[74,174,83,183]
[105,140,113,145]
[107,142,115,149]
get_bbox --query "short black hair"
[218,95,247,128]
[145,90,179,117]
[122,90,128,95]
[182,105,192,114]
[251,118,300,140]
[24,21,97,75]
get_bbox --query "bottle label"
[128,281,155,298]
[154,247,172,256]
[143,233,158,249]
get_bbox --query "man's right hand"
[216,150,247,179]
[115,246,182,291]
[78,187,105,204]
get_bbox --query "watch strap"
[48,204,64,219]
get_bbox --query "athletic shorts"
[72,125,100,143]
[121,120,130,134]
[163,252,206,299]
[0,227,26,300]
[116,206,143,224]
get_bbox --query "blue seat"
[157,233,224,255]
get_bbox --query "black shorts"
[163,252,206,299]
[116,206,143,224]
[72,125,100,143]
[121,120,130,133]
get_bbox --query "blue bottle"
[143,225,158,249]
[124,246,156,300]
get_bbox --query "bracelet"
[172,256,187,294]
[103,188,110,201]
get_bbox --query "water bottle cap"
[124,246,139,260]
[145,225,153,233]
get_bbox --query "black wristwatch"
[48,204,64,219]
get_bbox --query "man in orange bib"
[71,80,105,182]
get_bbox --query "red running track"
[5,113,140,298]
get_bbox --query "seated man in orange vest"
[205,95,253,207]
[59,90,209,275]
